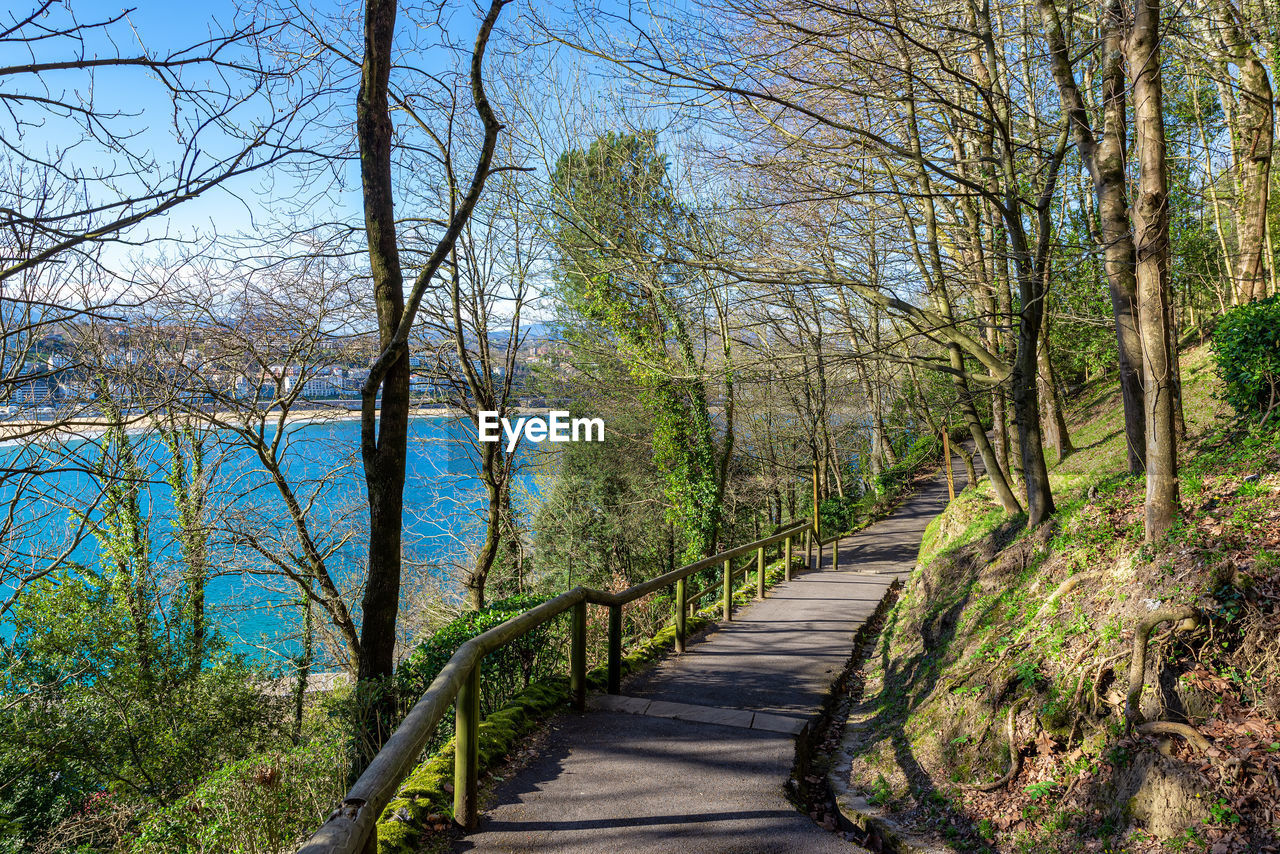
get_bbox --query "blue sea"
[0,415,547,666]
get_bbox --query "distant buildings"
[1,322,564,414]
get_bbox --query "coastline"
[0,403,469,445]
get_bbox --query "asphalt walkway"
[454,466,966,854]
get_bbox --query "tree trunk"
[294,592,313,743]
[352,0,507,768]
[1012,313,1055,525]
[957,441,977,489]
[1039,0,1146,474]
[354,0,408,767]
[992,387,1011,476]
[1129,0,1181,541]
[466,457,503,610]
[1219,0,1274,303]
[1037,315,1073,462]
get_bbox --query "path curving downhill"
[453,466,967,854]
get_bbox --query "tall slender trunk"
[1129,0,1180,541]
[354,0,409,764]
[352,0,507,768]
[294,591,314,743]
[972,0,1057,525]
[897,30,1021,513]
[1037,312,1073,461]
[467,457,503,610]
[1214,0,1275,303]
[1038,0,1145,475]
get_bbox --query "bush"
[875,435,941,495]
[0,570,284,852]
[818,495,866,538]
[130,738,347,854]
[1212,295,1280,422]
[393,595,568,752]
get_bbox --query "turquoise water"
[0,416,545,664]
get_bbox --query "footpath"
[454,468,966,853]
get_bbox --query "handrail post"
[943,429,955,500]
[785,535,793,581]
[675,577,687,653]
[607,604,622,695]
[571,600,586,711]
[756,545,765,599]
[454,660,481,830]
[805,529,812,572]
[722,558,732,621]
[833,536,840,571]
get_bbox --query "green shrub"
[0,569,284,852]
[818,495,865,538]
[1212,295,1280,422]
[393,594,568,753]
[876,435,941,495]
[130,738,347,854]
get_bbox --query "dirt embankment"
[831,348,1280,853]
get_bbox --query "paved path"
[454,468,965,854]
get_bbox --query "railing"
[299,517,820,854]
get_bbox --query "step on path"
[453,468,967,854]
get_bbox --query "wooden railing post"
[722,558,732,621]
[607,604,622,695]
[675,577,687,653]
[943,430,955,500]
[570,600,586,711]
[756,545,765,599]
[454,661,481,830]
[805,529,812,571]
[833,536,840,571]
[784,535,793,581]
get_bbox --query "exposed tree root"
[1033,573,1096,621]
[1136,720,1211,753]
[969,697,1029,791]
[1125,606,1200,727]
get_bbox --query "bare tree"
[352,0,510,758]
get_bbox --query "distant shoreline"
[0,402,572,445]
[0,403,460,444]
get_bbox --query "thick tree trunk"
[1012,313,1055,526]
[354,0,407,766]
[1129,0,1181,541]
[1099,0,1147,477]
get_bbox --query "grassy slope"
[842,346,1280,854]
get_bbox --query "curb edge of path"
[820,568,959,854]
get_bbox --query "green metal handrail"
[299,518,814,854]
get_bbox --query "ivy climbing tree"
[550,131,730,560]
